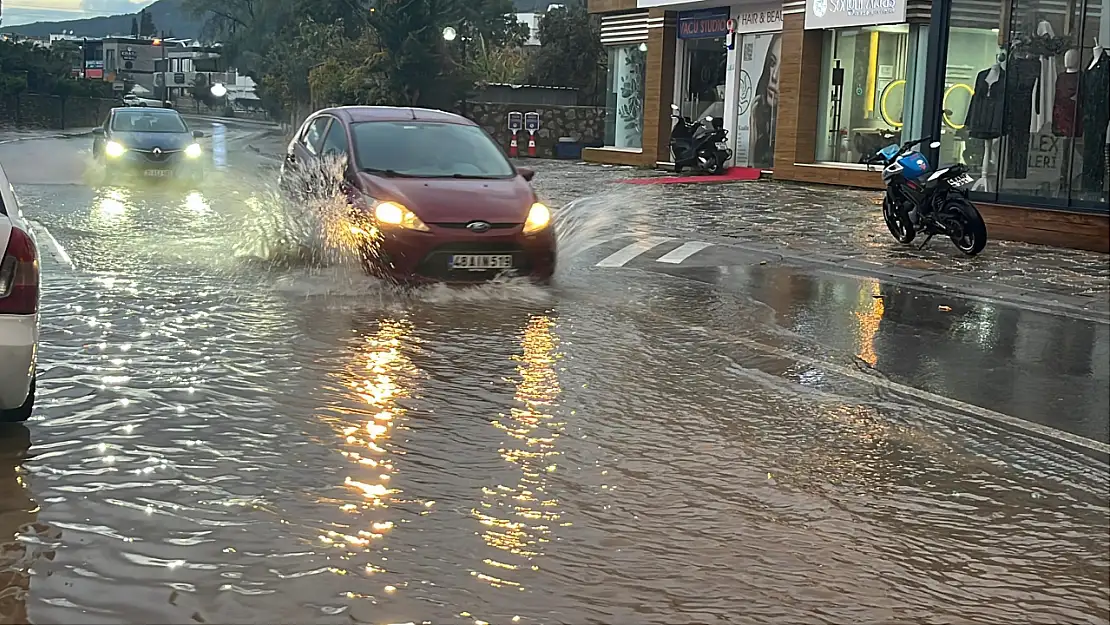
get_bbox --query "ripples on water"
[5,152,1108,623]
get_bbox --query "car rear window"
[112,110,187,133]
[351,121,514,178]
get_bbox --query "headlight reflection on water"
[93,188,130,222]
[471,314,565,593]
[183,191,210,215]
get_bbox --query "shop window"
[603,44,647,150]
[736,32,782,168]
[816,25,924,165]
[942,0,1108,211]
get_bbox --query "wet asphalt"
[0,123,1106,624]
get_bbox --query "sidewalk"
[522,159,1110,315]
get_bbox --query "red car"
[280,106,556,284]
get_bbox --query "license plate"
[450,254,513,270]
[144,169,169,177]
[950,174,973,186]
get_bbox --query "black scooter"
[669,103,731,175]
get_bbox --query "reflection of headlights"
[105,141,126,157]
[522,202,551,235]
[184,143,202,158]
[373,200,429,231]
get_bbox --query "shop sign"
[804,0,906,29]
[678,7,731,39]
[734,3,783,33]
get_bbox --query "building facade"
[586,0,1110,251]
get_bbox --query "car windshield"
[111,110,187,133]
[351,121,514,178]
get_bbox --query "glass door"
[679,37,728,123]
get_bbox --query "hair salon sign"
[804,0,906,29]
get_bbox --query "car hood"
[111,131,193,150]
[356,173,535,223]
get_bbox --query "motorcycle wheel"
[943,199,988,256]
[702,152,725,175]
[882,195,916,244]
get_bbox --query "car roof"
[322,106,477,126]
[111,107,181,115]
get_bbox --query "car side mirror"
[92,128,104,135]
[193,130,205,138]
[518,167,535,181]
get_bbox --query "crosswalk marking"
[656,241,713,264]
[595,237,673,267]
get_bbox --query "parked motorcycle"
[669,104,731,175]
[866,136,988,257]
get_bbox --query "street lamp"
[210,83,227,98]
[442,26,457,41]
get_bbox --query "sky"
[3,0,152,26]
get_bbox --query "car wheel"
[0,379,35,423]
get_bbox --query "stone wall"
[0,94,118,130]
[466,101,606,159]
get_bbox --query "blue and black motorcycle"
[866,137,988,257]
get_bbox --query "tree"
[527,6,604,105]
[139,9,156,37]
[184,0,529,120]
[470,34,529,85]
[131,17,139,37]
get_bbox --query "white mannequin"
[974,50,1007,191]
[1090,37,1104,70]
[1064,49,1080,72]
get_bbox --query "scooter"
[669,103,731,175]
[865,137,988,256]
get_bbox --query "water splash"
[553,185,658,260]
[228,154,365,271]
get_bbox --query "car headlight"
[372,200,429,232]
[522,202,551,235]
[104,141,126,157]
[184,143,202,158]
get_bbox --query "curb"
[706,236,1110,323]
[0,129,95,145]
[181,114,278,128]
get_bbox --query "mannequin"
[1005,45,1040,179]
[968,50,1007,191]
[1081,38,1109,193]
[1054,49,1082,192]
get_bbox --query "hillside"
[1,0,204,39]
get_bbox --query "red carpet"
[619,167,762,185]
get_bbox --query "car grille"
[416,242,529,280]
[137,149,180,163]
[427,222,519,230]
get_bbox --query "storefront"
[585,0,783,170]
[728,4,783,168]
[586,0,1110,250]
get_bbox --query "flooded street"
[2,126,1107,624]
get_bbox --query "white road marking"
[656,241,713,264]
[26,220,73,268]
[596,237,673,267]
[719,333,1110,456]
[567,235,630,257]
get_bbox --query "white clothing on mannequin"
[1031,20,1057,133]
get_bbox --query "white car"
[0,165,39,423]
[122,94,161,107]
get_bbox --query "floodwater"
[1,133,1107,624]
